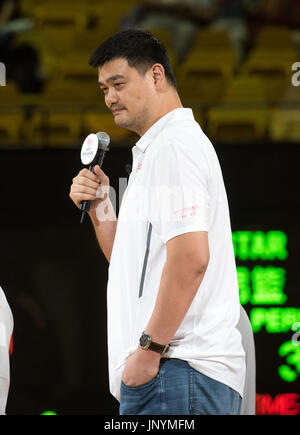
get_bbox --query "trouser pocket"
[120,374,160,415]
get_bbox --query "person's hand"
[122,347,161,387]
[69,165,110,214]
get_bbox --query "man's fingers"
[77,167,99,181]
[94,165,109,185]
[69,166,109,209]
[70,192,96,209]
[72,184,97,196]
[76,175,99,190]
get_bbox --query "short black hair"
[89,28,176,88]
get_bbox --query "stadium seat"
[32,4,89,54]
[26,109,83,147]
[240,25,297,104]
[240,53,298,104]
[56,55,99,88]
[37,81,81,106]
[87,1,139,40]
[148,27,178,68]
[0,81,22,106]
[37,79,103,110]
[269,83,300,142]
[254,26,295,50]
[191,28,234,51]
[177,28,237,105]
[0,109,24,144]
[206,75,269,143]
[34,4,88,32]
[83,111,137,144]
[177,51,235,105]
[270,108,300,142]
[71,30,104,56]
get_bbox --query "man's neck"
[139,93,183,137]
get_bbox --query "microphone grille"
[96,131,110,150]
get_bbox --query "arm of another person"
[122,230,209,387]
[0,296,13,415]
[0,375,9,415]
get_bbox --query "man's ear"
[151,63,165,89]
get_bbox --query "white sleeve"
[148,136,211,244]
[0,377,9,415]
[0,288,13,415]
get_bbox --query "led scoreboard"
[233,230,300,415]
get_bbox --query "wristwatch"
[139,332,169,354]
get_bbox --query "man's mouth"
[112,107,125,115]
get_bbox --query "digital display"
[233,230,300,414]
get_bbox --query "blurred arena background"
[0,0,299,415]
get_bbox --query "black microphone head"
[96,131,110,151]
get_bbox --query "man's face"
[98,57,155,136]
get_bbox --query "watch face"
[140,333,151,348]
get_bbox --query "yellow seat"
[56,55,99,88]
[34,4,88,31]
[0,109,24,144]
[87,1,139,40]
[21,0,88,14]
[207,75,269,143]
[37,81,81,106]
[25,81,88,146]
[39,79,101,107]
[0,80,41,112]
[148,27,178,68]
[177,28,237,105]
[270,108,300,142]
[254,26,294,50]
[20,0,41,14]
[0,81,22,105]
[241,52,297,104]
[241,25,297,104]
[269,82,300,142]
[191,28,234,51]
[33,4,89,54]
[244,47,298,61]
[47,111,83,146]
[177,51,235,105]
[71,30,105,55]
[26,109,83,147]
[83,111,137,144]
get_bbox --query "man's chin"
[112,112,138,133]
[113,115,131,130]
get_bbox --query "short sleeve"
[0,288,13,380]
[147,136,211,244]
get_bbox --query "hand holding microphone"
[69,132,110,223]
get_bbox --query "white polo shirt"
[106,108,245,401]
[0,287,13,415]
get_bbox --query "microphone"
[80,131,110,224]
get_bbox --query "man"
[69,29,245,415]
[0,286,13,415]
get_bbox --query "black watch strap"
[139,332,169,354]
[149,341,169,354]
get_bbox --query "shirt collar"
[134,108,194,153]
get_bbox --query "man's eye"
[115,83,124,88]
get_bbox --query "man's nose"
[105,87,119,106]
